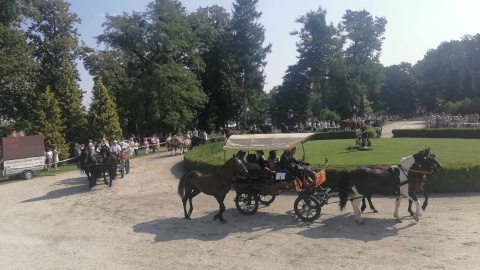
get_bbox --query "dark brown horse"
[339,148,441,224]
[361,173,429,215]
[177,157,248,223]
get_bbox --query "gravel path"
[1,150,479,270]
[381,120,426,138]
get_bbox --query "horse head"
[414,148,441,175]
[229,156,248,176]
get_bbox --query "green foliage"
[27,0,87,143]
[88,77,122,142]
[311,130,356,140]
[317,108,341,121]
[392,128,480,139]
[96,0,207,134]
[443,97,480,115]
[230,0,272,127]
[184,142,226,172]
[34,86,68,158]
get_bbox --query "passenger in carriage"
[266,150,280,171]
[235,150,248,167]
[246,153,261,170]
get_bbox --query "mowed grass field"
[215,138,480,169]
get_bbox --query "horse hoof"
[409,213,414,217]
[109,182,112,187]
[395,218,402,223]
[213,214,219,221]
[421,206,427,211]
[220,219,227,224]
[357,220,365,225]
[414,216,419,222]
[372,209,379,213]
[185,216,191,220]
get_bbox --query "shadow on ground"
[21,176,94,203]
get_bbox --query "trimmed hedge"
[310,127,380,140]
[393,128,480,139]
[184,141,480,192]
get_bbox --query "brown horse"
[177,157,248,223]
[182,137,191,153]
[361,175,429,215]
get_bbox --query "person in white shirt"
[203,131,208,141]
[192,129,198,138]
[97,138,110,152]
[110,140,121,155]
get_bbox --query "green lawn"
[215,138,480,169]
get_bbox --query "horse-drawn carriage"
[223,133,337,222]
[117,146,130,178]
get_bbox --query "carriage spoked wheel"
[258,194,276,205]
[294,194,322,222]
[235,191,259,215]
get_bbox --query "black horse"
[361,174,429,216]
[339,148,441,224]
[98,146,117,187]
[79,150,103,189]
[177,157,248,223]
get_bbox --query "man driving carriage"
[279,146,315,187]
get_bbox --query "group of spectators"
[235,146,316,188]
[424,114,480,128]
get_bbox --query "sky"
[68,0,480,107]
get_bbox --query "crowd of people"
[424,113,480,128]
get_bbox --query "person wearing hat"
[110,140,121,156]
[97,138,110,152]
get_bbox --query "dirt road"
[1,151,479,270]
[381,120,426,138]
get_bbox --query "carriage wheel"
[294,194,321,222]
[235,191,259,215]
[258,194,276,205]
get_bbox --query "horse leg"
[182,193,191,220]
[367,196,378,213]
[361,197,367,213]
[351,187,364,224]
[361,195,378,213]
[213,194,227,224]
[186,187,201,217]
[408,199,414,216]
[421,188,429,211]
[394,196,403,223]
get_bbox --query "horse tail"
[178,172,190,198]
[339,171,351,211]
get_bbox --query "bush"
[392,128,480,139]
[317,108,341,121]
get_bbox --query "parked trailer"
[223,133,337,222]
[0,135,45,180]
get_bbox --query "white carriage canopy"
[222,133,315,151]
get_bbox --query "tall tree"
[291,6,343,109]
[26,0,87,143]
[88,77,122,142]
[380,63,419,117]
[97,0,207,134]
[189,5,241,130]
[0,0,38,128]
[230,0,271,127]
[34,86,67,157]
[340,9,387,116]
